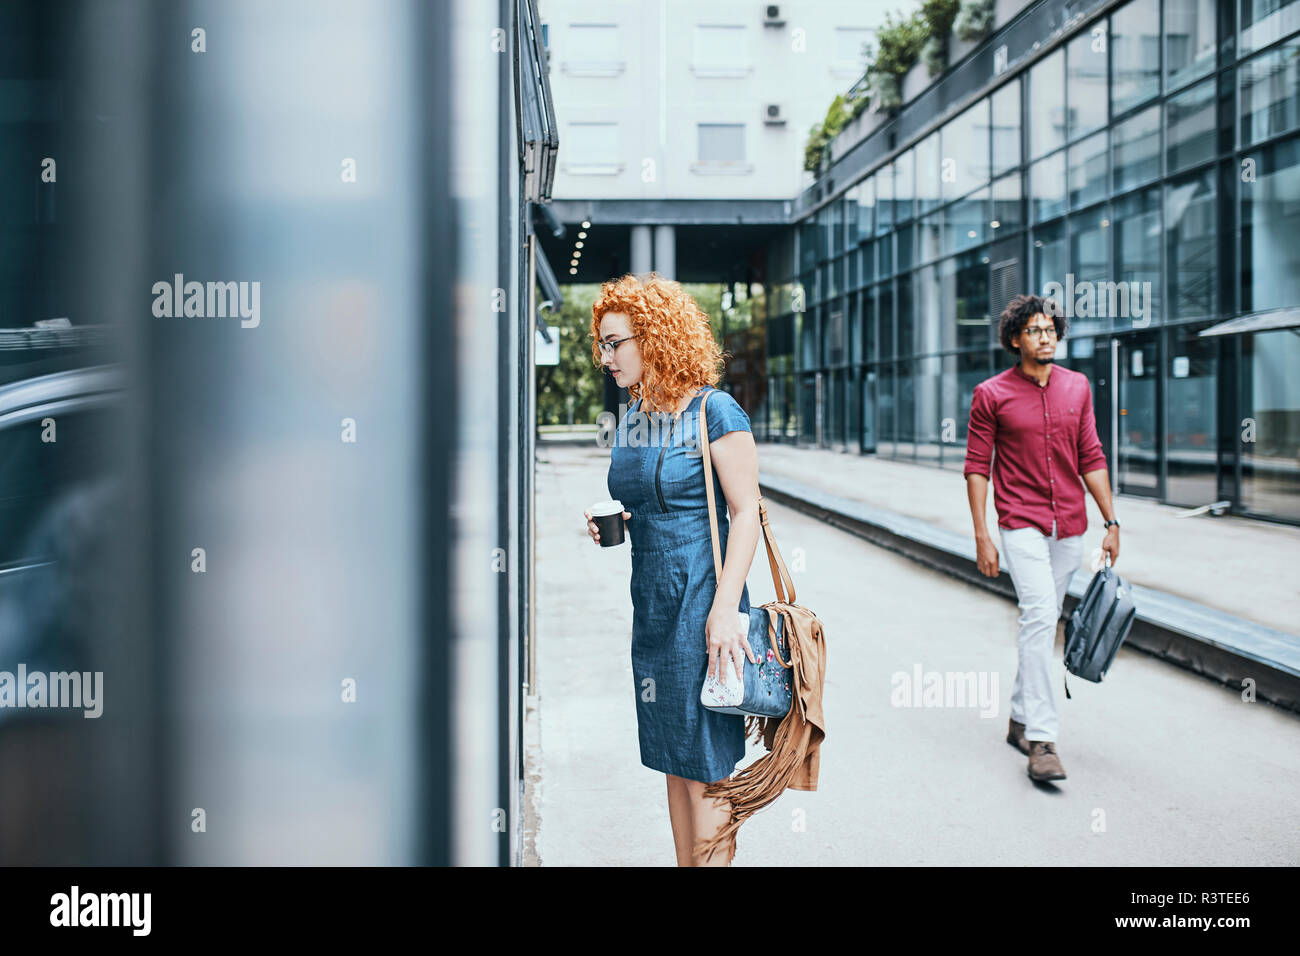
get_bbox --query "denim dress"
[607,385,752,784]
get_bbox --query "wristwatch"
[1103,519,1120,530]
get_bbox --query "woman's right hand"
[584,508,631,544]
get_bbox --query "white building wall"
[542,0,912,201]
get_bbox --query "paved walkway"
[757,443,1300,639]
[528,443,1300,866]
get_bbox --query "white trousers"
[999,524,1084,742]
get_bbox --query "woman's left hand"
[706,603,757,685]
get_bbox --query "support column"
[630,224,652,275]
[653,223,675,280]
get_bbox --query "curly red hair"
[590,272,725,413]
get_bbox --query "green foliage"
[535,285,606,426]
[872,9,928,77]
[803,94,857,172]
[955,0,995,43]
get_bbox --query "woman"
[583,272,761,867]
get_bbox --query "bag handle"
[699,388,797,605]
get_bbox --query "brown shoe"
[1006,718,1030,755]
[1027,741,1067,781]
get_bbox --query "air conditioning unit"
[762,5,785,27]
[763,103,787,126]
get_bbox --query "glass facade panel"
[898,272,914,358]
[1068,130,1109,208]
[992,81,1021,176]
[1113,105,1162,190]
[1069,205,1112,336]
[915,355,943,465]
[1165,323,1219,506]
[920,210,943,264]
[1112,0,1162,115]
[1167,78,1217,173]
[1240,41,1300,146]
[946,248,993,351]
[916,132,941,215]
[1242,134,1300,312]
[1240,327,1300,521]
[1165,170,1217,320]
[1029,48,1067,159]
[946,189,989,254]
[915,263,942,355]
[943,98,991,199]
[894,150,916,224]
[1239,0,1300,56]
[991,172,1023,231]
[1164,0,1217,91]
[1032,219,1067,299]
[1031,150,1067,221]
[1115,187,1162,327]
[1067,27,1109,140]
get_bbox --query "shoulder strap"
[699,389,797,605]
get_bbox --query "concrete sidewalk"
[527,443,1300,866]
[756,443,1300,639]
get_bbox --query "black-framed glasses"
[598,334,638,356]
[1021,325,1059,340]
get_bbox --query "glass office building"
[756,0,1300,525]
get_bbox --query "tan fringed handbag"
[692,388,828,865]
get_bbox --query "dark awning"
[1197,307,1300,337]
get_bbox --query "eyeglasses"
[1021,325,1059,340]
[598,334,638,357]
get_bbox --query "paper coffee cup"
[591,499,626,547]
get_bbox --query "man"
[963,293,1120,782]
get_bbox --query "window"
[1111,0,1161,115]
[1067,27,1108,140]
[1070,206,1113,333]
[1239,0,1300,57]
[894,149,916,223]
[1031,219,1067,300]
[1113,105,1162,190]
[1030,150,1067,222]
[1240,41,1300,146]
[1029,49,1067,159]
[1069,131,1109,209]
[697,123,745,162]
[564,23,623,75]
[1165,171,1217,319]
[944,249,993,351]
[1240,327,1300,522]
[945,189,989,255]
[916,132,941,216]
[877,163,896,235]
[855,175,876,239]
[992,82,1021,175]
[991,172,1023,232]
[693,25,749,74]
[1164,0,1216,91]
[565,122,620,173]
[942,99,992,199]
[1242,134,1300,312]
[1166,79,1217,173]
[1115,188,1162,326]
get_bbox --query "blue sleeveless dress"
[607,385,753,784]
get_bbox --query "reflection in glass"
[992,81,1021,175]
[1164,0,1217,91]
[1067,28,1108,140]
[1240,42,1300,146]
[1165,172,1216,320]
[1029,48,1067,159]
[1112,0,1161,114]
[1242,135,1300,312]
[1113,105,1161,190]
[1166,79,1216,173]
[1068,131,1109,209]
[1240,328,1300,521]
[1031,151,1067,222]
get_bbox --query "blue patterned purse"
[696,391,794,719]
